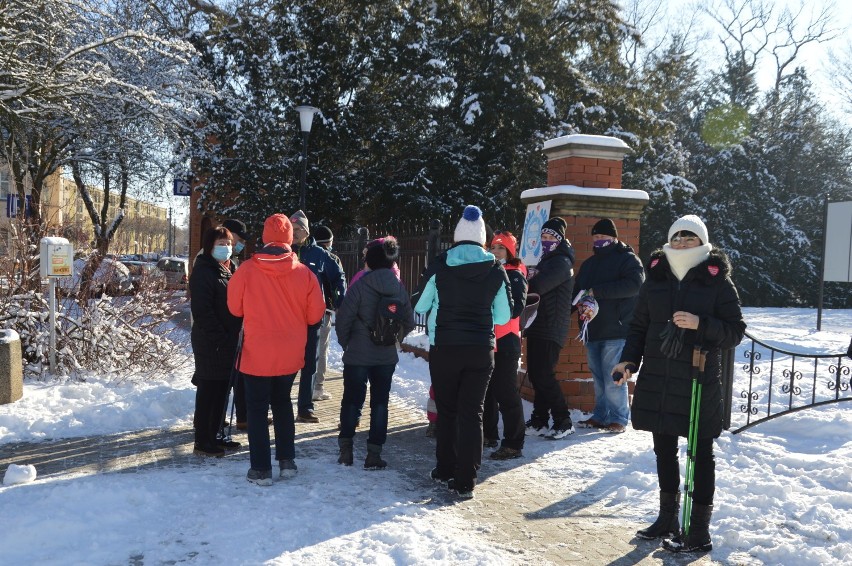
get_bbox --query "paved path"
[0,369,718,565]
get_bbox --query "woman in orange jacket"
[227,214,326,486]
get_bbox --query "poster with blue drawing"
[520,200,551,266]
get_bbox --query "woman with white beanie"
[612,214,746,554]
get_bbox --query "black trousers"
[526,337,570,424]
[194,379,230,447]
[483,347,525,450]
[430,344,494,489]
[653,433,716,506]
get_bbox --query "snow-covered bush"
[0,286,190,382]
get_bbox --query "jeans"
[314,311,333,391]
[338,364,395,445]
[297,322,321,413]
[430,345,494,489]
[526,338,570,424]
[243,373,297,471]
[586,338,630,426]
[653,433,716,505]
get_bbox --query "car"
[156,256,188,290]
[57,256,133,296]
[123,260,166,293]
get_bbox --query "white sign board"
[824,201,852,283]
[39,237,74,278]
[519,200,551,267]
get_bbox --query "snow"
[521,184,650,202]
[0,308,850,564]
[0,328,19,344]
[542,133,632,151]
[2,463,36,485]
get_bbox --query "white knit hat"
[454,205,486,245]
[668,214,709,245]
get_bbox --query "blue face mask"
[541,240,558,254]
[234,241,245,254]
[212,245,232,262]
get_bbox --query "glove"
[659,320,685,359]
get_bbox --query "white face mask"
[212,245,232,262]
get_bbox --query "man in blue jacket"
[415,205,512,499]
[290,210,347,423]
[573,218,644,433]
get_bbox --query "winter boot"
[364,443,387,470]
[636,491,680,540]
[662,503,713,553]
[337,437,354,466]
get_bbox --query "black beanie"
[313,225,333,244]
[591,218,618,238]
[541,217,567,242]
[364,237,399,270]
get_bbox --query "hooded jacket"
[227,244,326,376]
[414,243,513,348]
[621,247,746,438]
[189,254,242,381]
[293,236,347,309]
[573,240,644,341]
[526,239,575,346]
[335,268,416,366]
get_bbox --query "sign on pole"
[823,201,852,283]
[173,178,191,196]
[519,200,551,267]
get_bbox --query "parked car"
[57,256,132,296]
[123,260,166,293]
[156,256,188,290]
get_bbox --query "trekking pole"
[219,328,244,442]
[682,346,707,536]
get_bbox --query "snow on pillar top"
[542,134,631,160]
[542,134,632,189]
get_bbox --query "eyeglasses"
[670,235,699,245]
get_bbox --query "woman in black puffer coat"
[190,226,243,457]
[613,215,745,554]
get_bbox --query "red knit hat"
[262,214,293,245]
[490,231,517,258]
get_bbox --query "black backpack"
[359,295,406,346]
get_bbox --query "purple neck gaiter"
[541,240,558,254]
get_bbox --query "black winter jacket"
[574,241,644,341]
[294,237,347,309]
[336,268,415,366]
[527,240,575,346]
[621,248,746,439]
[189,254,243,382]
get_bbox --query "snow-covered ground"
[0,307,850,564]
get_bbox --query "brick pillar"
[519,134,649,413]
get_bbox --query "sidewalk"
[0,369,716,565]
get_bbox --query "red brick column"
[519,135,648,413]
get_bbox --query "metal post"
[816,195,829,331]
[299,131,309,212]
[48,277,56,374]
[168,207,173,256]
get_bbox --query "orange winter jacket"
[227,246,325,376]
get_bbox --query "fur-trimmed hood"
[647,247,732,284]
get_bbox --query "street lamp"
[295,105,318,212]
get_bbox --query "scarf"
[662,243,711,281]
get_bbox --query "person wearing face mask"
[222,219,249,259]
[612,214,745,553]
[189,226,243,457]
[573,218,644,434]
[482,231,528,459]
[525,216,576,439]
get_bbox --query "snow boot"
[337,437,354,466]
[662,503,713,553]
[364,443,387,470]
[636,491,680,540]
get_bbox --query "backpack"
[359,295,406,346]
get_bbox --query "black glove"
[659,320,685,359]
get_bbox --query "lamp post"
[295,105,318,212]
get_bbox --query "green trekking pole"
[683,346,707,536]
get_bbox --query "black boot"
[337,437,353,466]
[636,491,680,540]
[662,503,713,553]
[364,443,387,470]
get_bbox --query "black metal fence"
[727,331,851,433]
